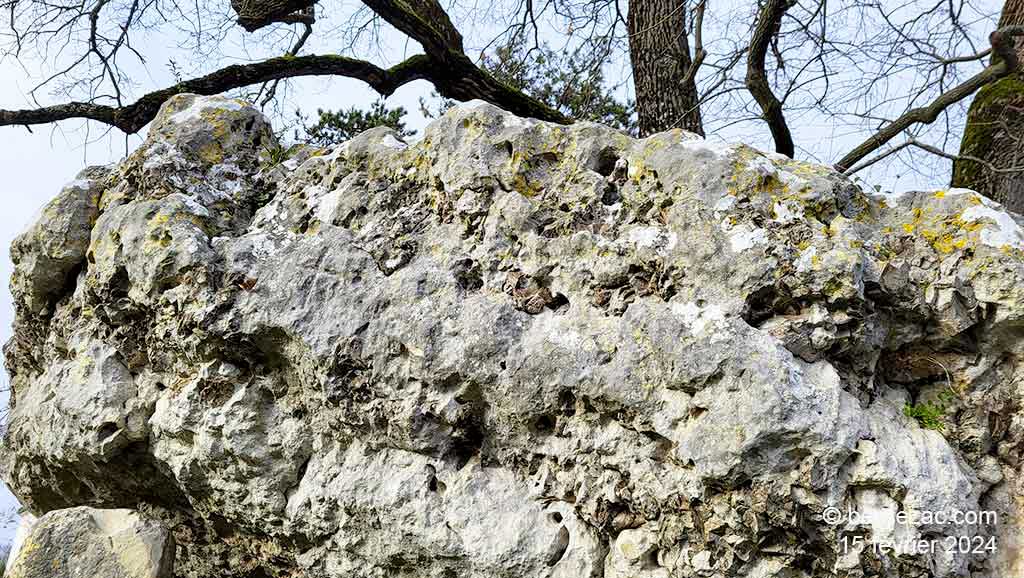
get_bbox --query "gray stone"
[4,507,173,578]
[10,165,107,315]
[3,95,1024,577]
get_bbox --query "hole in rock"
[294,456,311,486]
[98,422,120,441]
[594,147,620,177]
[558,390,577,415]
[546,526,571,566]
[644,548,661,569]
[452,258,483,291]
[602,185,621,206]
[741,285,792,327]
[547,293,570,313]
[450,394,487,470]
[427,473,447,494]
[57,261,85,307]
[533,415,556,434]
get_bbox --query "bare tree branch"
[0,53,432,132]
[231,0,315,31]
[680,0,706,87]
[360,0,464,55]
[256,17,314,107]
[746,0,796,157]
[224,0,570,123]
[847,137,1024,176]
[2,0,572,133]
[358,0,568,123]
[836,25,1024,173]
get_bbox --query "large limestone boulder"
[2,94,1024,577]
[4,507,173,578]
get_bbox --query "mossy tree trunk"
[952,0,1024,212]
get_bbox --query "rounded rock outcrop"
[3,95,1024,577]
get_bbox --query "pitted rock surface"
[3,94,1024,577]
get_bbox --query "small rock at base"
[5,507,174,578]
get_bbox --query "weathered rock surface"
[4,507,174,578]
[3,93,1024,577]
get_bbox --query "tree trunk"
[952,0,1024,212]
[627,0,704,137]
